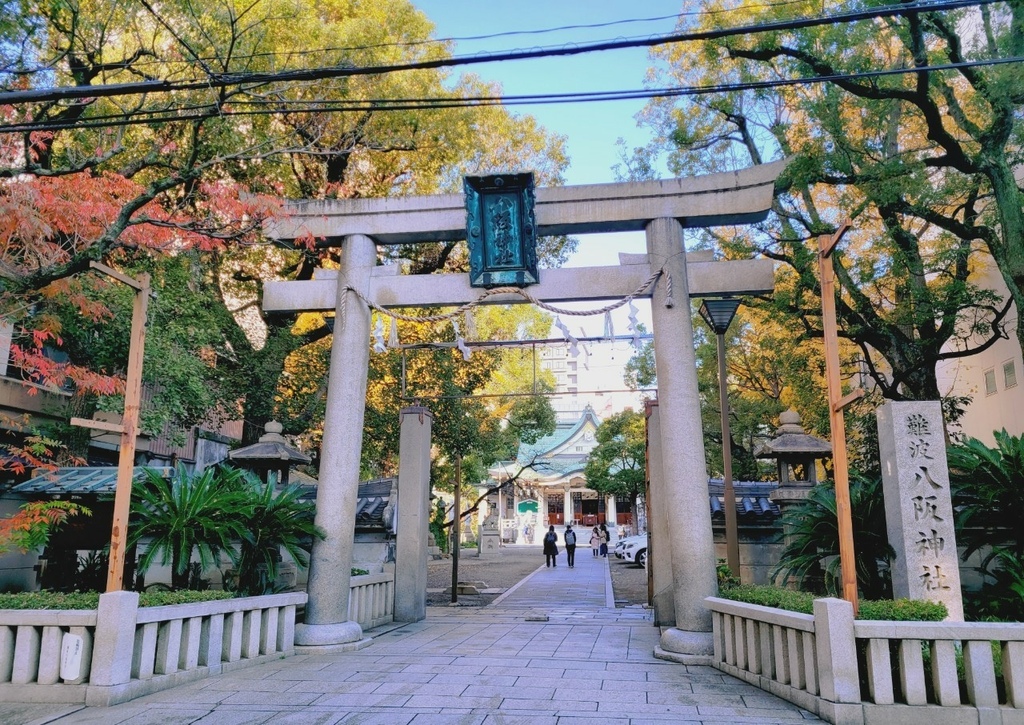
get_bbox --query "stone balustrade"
[0,590,305,707]
[348,571,394,631]
[708,595,1024,724]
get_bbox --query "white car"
[615,534,648,567]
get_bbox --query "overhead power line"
[2,54,1019,135]
[0,0,1001,106]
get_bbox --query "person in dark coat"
[564,523,577,568]
[599,522,610,557]
[543,525,559,567]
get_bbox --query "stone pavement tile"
[526,658,606,671]
[319,660,408,673]
[495,699,597,713]
[429,674,518,688]
[312,692,414,708]
[404,695,503,710]
[600,678,693,693]
[552,718,630,725]
[3,704,86,725]
[552,687,646,704]
[481,666,552,678]
[402,663,488,675]
[258,711,345,724]
[690,682,766,693]
[219,690,322,706]
[344,670,434,683]
[515,675,603,690]
[646,690,746,707]
[399,714,485,724]
[368,655,457,665]
[461,684,555,700]
[99,708,217,725]
[742,695,805,710]
[284,680,382,695]
[480,715,557,725]
[129,686,234,704]
[202,677,312,692]
[335,712,415,724]
[695,705,814,721]
[595,700,701,717]
[190,709,276,725]
[373,681,469,696]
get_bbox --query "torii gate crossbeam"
[263,160,786,657]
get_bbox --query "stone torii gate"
[262,159,786,656]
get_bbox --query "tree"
[633,0,1022,418]
[0,500,90,555]
[1,0,571,463]
[584,409,646,507]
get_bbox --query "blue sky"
[413,1,683,276]
[413,1,682,188]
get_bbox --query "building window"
[1005,360,1018,389]
[984,368,997,396]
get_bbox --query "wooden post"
[717,331,741,579]
[450,453,462,604]
[817,223,861,614]
[72,263,151,592]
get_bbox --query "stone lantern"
[227,421,311,485]
[755,409,832,508]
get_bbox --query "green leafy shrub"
[0,589,235,610]
[719,584,947,621]
[772,475,894,599]
[949,431,1024,621]
[858,598,947,621]
[351,568,369,576]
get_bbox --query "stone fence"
[708,596,1024,725]
[348,570,394,631]
[0,590,305,706]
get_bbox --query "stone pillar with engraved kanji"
[877,401,964,620]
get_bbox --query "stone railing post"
[89,591,139,687]
[813,598,860,703]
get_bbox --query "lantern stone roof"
[754,409,832,459]
[228,421,311,465]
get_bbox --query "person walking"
[590,526,601,557]
[599,522,610,557]
[543,525,559,567]
[563,523,577,568]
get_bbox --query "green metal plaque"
[464,173,538,288]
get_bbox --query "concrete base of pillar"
[659,628,714,660]
[654,645,713,666]
[294,621,364,648]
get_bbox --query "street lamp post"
[699,298,742,581]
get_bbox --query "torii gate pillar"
[294,234,375,649]
[648,218,717,657]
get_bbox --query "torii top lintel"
[264,159,788,246]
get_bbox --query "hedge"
[0,590,235,610]
[719,584,947,621]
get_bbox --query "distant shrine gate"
[263,160,786,657]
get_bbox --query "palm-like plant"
[771,475,894,599]
[949,429,1024,561]
[230,471,324,597]
[948,430,1024,619]
[130,465,250,589]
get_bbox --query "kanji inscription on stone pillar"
[877,401,963,620]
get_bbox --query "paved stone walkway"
[7,551,819,724]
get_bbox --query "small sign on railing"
[60,633,84,681]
